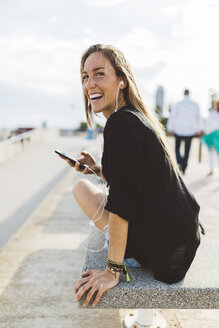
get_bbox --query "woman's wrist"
[105,267,120,280]
[106,258,123,279]
[106,258,135,282]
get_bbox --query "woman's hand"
[74,269,120,307]
[74,151,99,175]
[59,150,100,176]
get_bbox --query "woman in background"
[202,101,219,176]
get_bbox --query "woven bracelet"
[107,259,135,282]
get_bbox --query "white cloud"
[0,36,82,96]
[162,5,179,18]
[86,0,128,6]
[117,27,158,68]
[207,0,219,6]
[51,16,60,24]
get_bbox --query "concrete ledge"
[80,224,219,309]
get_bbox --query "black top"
[102,106,201,284]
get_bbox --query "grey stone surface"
[80,225,219,309]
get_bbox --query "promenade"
[0,134,218,327]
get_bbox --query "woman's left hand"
[74,269,120,307]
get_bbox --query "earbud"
[115,80,125,112]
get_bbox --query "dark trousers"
[175,135,193,173]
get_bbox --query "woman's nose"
[85,77,96,89]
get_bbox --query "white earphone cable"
[115,80,123,112]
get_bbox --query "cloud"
[162,3,185,19]
[51,16,60,24]
[207,0,219,7]
[117,27,158,68]
[134,61,167,78]
[0,34,86,128]
[85,0,128,6]
[0,36,82,96]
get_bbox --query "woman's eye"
[96,72,104,77]
[82,75,88,81]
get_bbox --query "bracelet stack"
[106,259,135,282]
[106,259,124,277]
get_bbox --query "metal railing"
[0,129,44,164]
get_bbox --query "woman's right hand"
[68,151,100,176]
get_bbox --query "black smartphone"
[54,150,87,170]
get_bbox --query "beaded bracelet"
[106,259,135,282]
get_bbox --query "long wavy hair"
[80,44,180,177]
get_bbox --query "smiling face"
[82,52,126,118]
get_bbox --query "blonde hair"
[80,44,180,177]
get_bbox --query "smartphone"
[54,150,87,170]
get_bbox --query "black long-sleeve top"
[101,106,201,284]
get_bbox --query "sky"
[0,0,218,129]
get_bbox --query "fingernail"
[83,303,86,307]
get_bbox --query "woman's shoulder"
[104,107,137,133]
[105,106,152,133]
[107,106,137,121]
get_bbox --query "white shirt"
[203,110,219,135]
[167,95,202,136]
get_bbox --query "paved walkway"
[0,136,218,327]
[0,133,93,249]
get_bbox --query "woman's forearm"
[108,212,128,263]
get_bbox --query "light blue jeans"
[105,225,141,268]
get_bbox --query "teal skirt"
[202,130,219,153]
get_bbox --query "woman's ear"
[120,79,127,89]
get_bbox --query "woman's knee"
[72,178,88,198]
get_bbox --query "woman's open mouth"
[89,93,104,103]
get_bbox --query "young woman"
[202,101,219,176]
[60,44,201,307]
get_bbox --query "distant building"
[155,86,164,118]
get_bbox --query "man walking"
[167,89,202,174]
